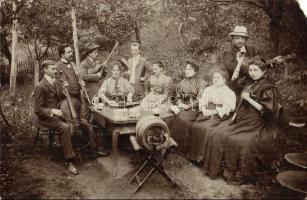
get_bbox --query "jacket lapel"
[86,57,96,68]
[42,78,57,95]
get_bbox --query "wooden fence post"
[9,2,18,97]
[71,7,80,71]
[34,61,39,86]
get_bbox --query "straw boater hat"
[229,26,249,38]
[83,43,99,57]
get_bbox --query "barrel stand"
[129,147,179,194]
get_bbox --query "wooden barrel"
[135,115,170,151]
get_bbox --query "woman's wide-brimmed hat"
[229,26,249,38]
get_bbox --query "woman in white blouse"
[186,69,236,163]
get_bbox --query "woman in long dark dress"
[169,61,207,154]
[206,57,280,182]
[187,69,236,162]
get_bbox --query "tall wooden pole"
[71,7,80,70]
[9,2,18,97]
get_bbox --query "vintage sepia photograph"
[0,0,307,199]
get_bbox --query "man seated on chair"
[34,60,108,175]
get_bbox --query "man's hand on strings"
[79,80,85,88]
[51,109,63,117]
[273,55,284,64]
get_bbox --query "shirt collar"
[87,56,95,62]
[132,54,141,60]
[44,74,55,85]
[61,58,69,64]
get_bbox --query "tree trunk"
[71,7,80,70]
[270,22,280,54]
[9,2,18,97]
[134,20,141,44]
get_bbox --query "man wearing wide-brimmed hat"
[223,26,258,95]
[80,43,107,101]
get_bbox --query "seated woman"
[223,57,280,184]
[97,61,134,107]
[169,61,207,155]
[140,61,172,114]
[187,69,236,163]
[206,57,280,183]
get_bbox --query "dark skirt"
[186,115,223,161]
[169,109,198,155]
[224,124,278,180]
[204,104,276,179]
[204,106,262,179]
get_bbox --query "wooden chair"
[30,124,61,160]
[30,124,84,161]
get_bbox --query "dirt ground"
[4,136,302,200]
[17,152,243,199]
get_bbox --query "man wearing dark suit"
[80,43,106,100]
[34,60,79,174]
[126,42,150,97]
[223,26,257,95]
[79,43,106,121]
[55,45,109,154]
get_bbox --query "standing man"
[126,42,150,98]
[55,44,109,156]
[80,43,106,100]
[222,26,258,95]
[79,43,106,120]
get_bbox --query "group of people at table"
[35,25,283,184]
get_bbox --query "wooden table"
[90,106,173,177]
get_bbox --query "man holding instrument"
[35,60,107,175]
[223,26,258,95]
[55,45,109,162]
[80,43,107,121]
[34,60,79,174]
[80,43,107,100]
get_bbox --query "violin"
[57,70,81,130]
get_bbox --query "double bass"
[57,70,81,132]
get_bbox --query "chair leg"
[48,130,55,161]
[29,128,40,153]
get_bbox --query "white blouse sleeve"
[199,87,210,110]
[97,79,108,97]
[216,86,236,118]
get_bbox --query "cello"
[57,70,81,133]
